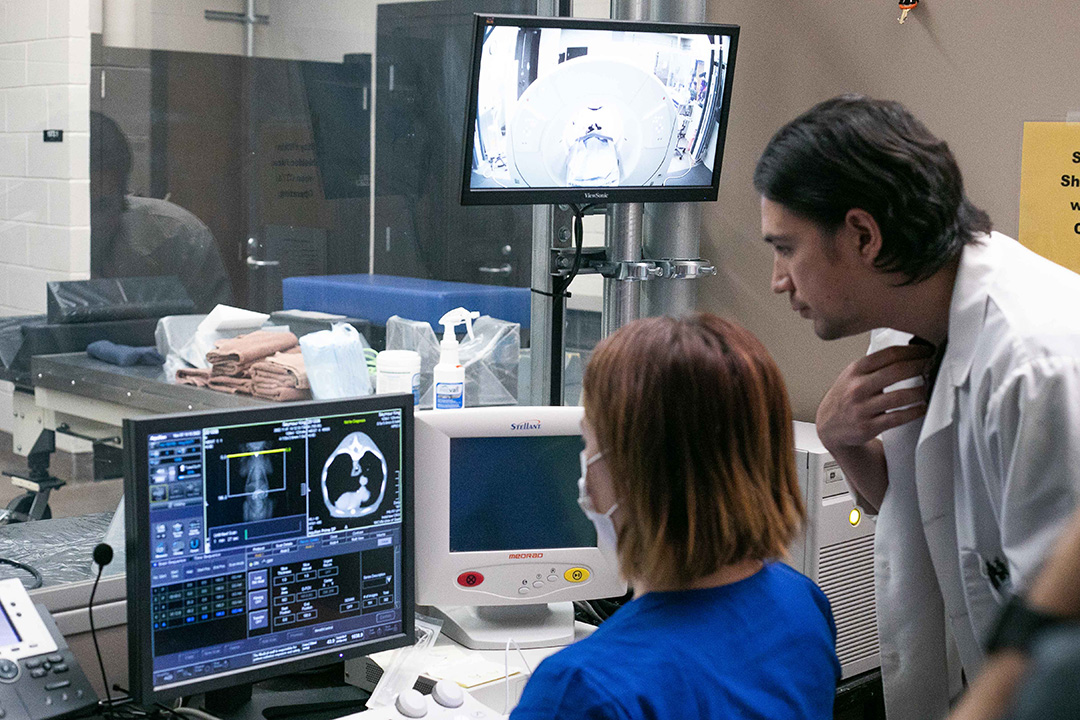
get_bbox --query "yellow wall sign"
[1019,122,1080,273]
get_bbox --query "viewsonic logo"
[584,192,609,200]
[510,420,542,431]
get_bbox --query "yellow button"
[564,567,590,583]
[849,508,862,526]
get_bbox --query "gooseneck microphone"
[89,542,115,719]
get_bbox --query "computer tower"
[791,421,880,679]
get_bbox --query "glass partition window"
[87,1,617,406]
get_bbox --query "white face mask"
[577,449,619,567]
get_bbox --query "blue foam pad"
[282,275,531,329]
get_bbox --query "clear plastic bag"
[386,315,520,409]
[0,513,115,587]
[156,314,206,381]
[299,322,373,399]
[367,613,444,708]
[155,313,290,382]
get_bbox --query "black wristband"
[985,594,1065,654]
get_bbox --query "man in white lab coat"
[753,94,1080,720]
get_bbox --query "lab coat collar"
[941,234,999,388]
[919,233,998,440]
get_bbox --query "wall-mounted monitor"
[460,14,739,206]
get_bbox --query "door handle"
[246,237,280,268]
[478,264,512,274]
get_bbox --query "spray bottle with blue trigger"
[432,307,479,410]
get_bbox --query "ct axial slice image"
[320,432,388,518]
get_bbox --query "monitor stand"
[424,602,575,650]
[198,669,372,720]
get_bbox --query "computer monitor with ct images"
[461,14,739,205]
[123,396,414,705]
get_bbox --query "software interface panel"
[144,409,404,687]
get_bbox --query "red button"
[457,572,484,588]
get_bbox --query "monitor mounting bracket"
[551,248,716,282]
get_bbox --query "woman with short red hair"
[511,314,840,720]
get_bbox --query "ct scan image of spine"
[241,440,275,522]
[320,432,388,518]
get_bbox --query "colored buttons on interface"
[564,567,590,583]
[457,572,484,588]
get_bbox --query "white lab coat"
[862,232,1080,720]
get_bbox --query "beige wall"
[698,0,1080,421]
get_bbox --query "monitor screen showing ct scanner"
[461,14,739,206]
[123,396,414,704]
[449,435,595,553]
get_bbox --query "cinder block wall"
[0,0,92,442]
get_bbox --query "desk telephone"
[0,578,98,720]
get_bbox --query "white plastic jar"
[375,350,421,406]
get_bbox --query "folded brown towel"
[207,331,299,375]
[251,350,309,389]
[252,385,312,402]
[211,362,255,377]
[208,375,254,395]
[176,367,212,387]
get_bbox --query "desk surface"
[31,353,269,417]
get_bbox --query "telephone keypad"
[10,647,98,720]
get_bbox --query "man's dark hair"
[90,110,132,184]
[753,95,992,284]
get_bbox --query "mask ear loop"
[578,450,605,512]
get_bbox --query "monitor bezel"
[459,13,740,206]
[413,406,625,609]
[124,395,415,706]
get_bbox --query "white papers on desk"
[423,645,523,689]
